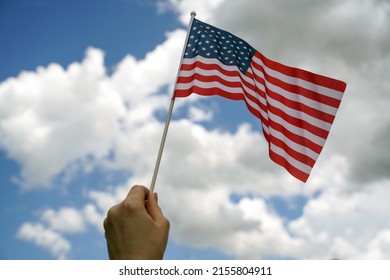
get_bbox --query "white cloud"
[17,223,71,259]
[0,29,186,189]
[157,0,225,24]
[83,204,105,233]
[289,179,390,259]
[187,106,213,122]
[0,47,126,188]
[41,207,86,233]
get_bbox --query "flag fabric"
[173,18,347,182]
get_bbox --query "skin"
[103,185,170,260]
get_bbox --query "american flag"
[174,18,347,182]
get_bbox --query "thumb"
[146,193,166,222]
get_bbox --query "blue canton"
[184,19,256,74]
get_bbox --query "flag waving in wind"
[173,18,347,183]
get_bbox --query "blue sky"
[1,0,390,260]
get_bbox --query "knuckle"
[106,205,119,221]
[121,199,140,213]
[131,185,147,193]
[161,217,170,230]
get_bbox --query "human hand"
[103,185,170,260]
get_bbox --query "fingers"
[125,185,149,201]
[110,184,169,228]
[146,193,170,229]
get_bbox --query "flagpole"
[149,11,196,193]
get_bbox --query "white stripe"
[177,60,269,121]
[268,110,327,147]
[270,143,312,174]
[250,72,332,132]
[177,66,241,81]
[251,64,339,117]
[265,93,332,131]
[175,79,244,94]
[180,57,239,73]
[251,55,343,101]
[268,127,319,161]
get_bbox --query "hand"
[103,185,170,260]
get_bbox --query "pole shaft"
[149,97,175,193]
[149,12,197,192]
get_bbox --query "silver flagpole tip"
[191,11,196,17]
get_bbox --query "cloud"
[213,0,390,67]
[17,223,71,259]
[16,203,107,259]
[187,106,213,122]
[0,29,186,189]
[289,179,390,259]
[0,47,125,188]
[157,0,225,24]
[41,207,86,233]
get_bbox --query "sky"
[0,0,389,260]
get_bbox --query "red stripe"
[270,135,316,167]
[250,63,337,125]
[251,59,342,111]
[267,118,323,154]
[269,150,310,182]
[180,60,239,78]
[254,52,347,92]
[177,73,245,92]
[175,86,244,101]
[266,101,330,139]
